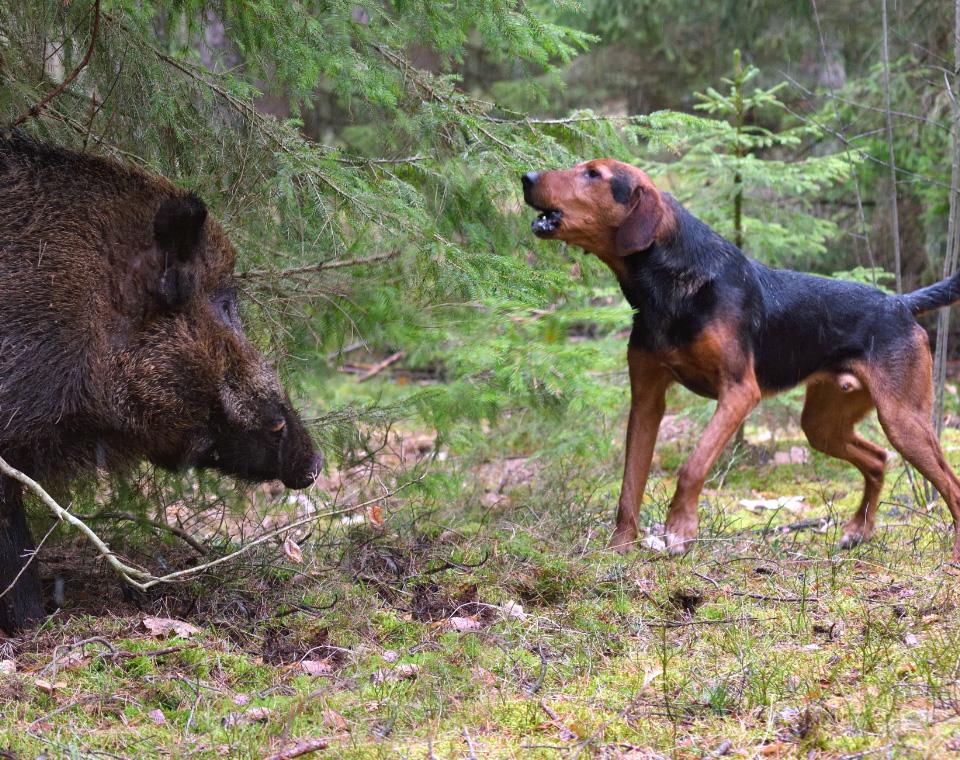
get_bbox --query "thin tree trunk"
[934,0,960,438]
[881,0,903,294]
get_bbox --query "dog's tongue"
[532,210,562,235]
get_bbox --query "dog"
[522,158,960,560]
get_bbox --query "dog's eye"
[585,168,601,180]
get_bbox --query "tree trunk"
[0,477,44,633]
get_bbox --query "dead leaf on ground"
[282,535,304,564]
[366,502,385,528]
[445,616,482,632]
[299,659,333,676]
[147,709,166,724]
[223,706,272,727]
[34,678,66,695]
[372,663,421,684]
[55,651,88,672]
[262,737,333,760]
[0,660,15,675]
[499,600,527,621]
[142,616,201,639]
[323,708,348,731]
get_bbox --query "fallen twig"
[0,453,419,592]
[646,615,775,628]
[539,700,576,740]
[357,351,405,383]
[754,517,832,535]
[238,251,400,281]
[262,737,333,760]
[527,644,548,695]
[462,728,479,760]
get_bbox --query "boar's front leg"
[0,478,44,633]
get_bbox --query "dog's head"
[521,159,673,265]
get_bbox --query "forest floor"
[4,384,960,759]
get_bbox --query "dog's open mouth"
[531,209,563,237]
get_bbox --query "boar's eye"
[211,287,241,332]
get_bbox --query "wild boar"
[0,133,322,632]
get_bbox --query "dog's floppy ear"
[614,185,664,257]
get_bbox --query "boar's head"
[110,192,322,489]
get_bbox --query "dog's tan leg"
[800,381,885,547]
[868,332,960,561]
[609,348,672,553]
[663,374,760,554]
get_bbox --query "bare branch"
[237,250,400,281]
[0,453,420,592]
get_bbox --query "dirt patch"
[409,582,492,623]
[262,623,347,667]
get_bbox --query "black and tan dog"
[522,159,960,560]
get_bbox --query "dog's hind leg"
[800,381,886,547]
[609,348,672,553]
[868,333,960,561]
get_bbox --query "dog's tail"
[903,272,960,315]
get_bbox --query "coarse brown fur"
[0,134,322,632]
[523,158,960,562]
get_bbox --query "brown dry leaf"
[0,660,15,675]
[446,616,482,632]
[246,706,272,722]
[56,651,88,672]
[34,678,66,695]
[299,659,333,676]
[395,663,420,679]
[142,616,201,639]
[323,708,348,731]
[147,709,166,725]
[372,663,421,684]
[366,503,385,528]
[223,706,272,728]
[757,743,788,757]
[282,535,304,564]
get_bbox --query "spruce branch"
[12,0,101,127]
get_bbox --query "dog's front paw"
[664,516,698,555]
[608,528,638,554]
[838,520,872,550]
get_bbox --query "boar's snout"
[200,386,323,490]
[277,405,324,489]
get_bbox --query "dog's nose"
[521,172,539,191]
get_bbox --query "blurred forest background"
[2,0,958,469]
[2,0,960,559]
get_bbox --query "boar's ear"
[154,193,207,308]
[614,185,664,257]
